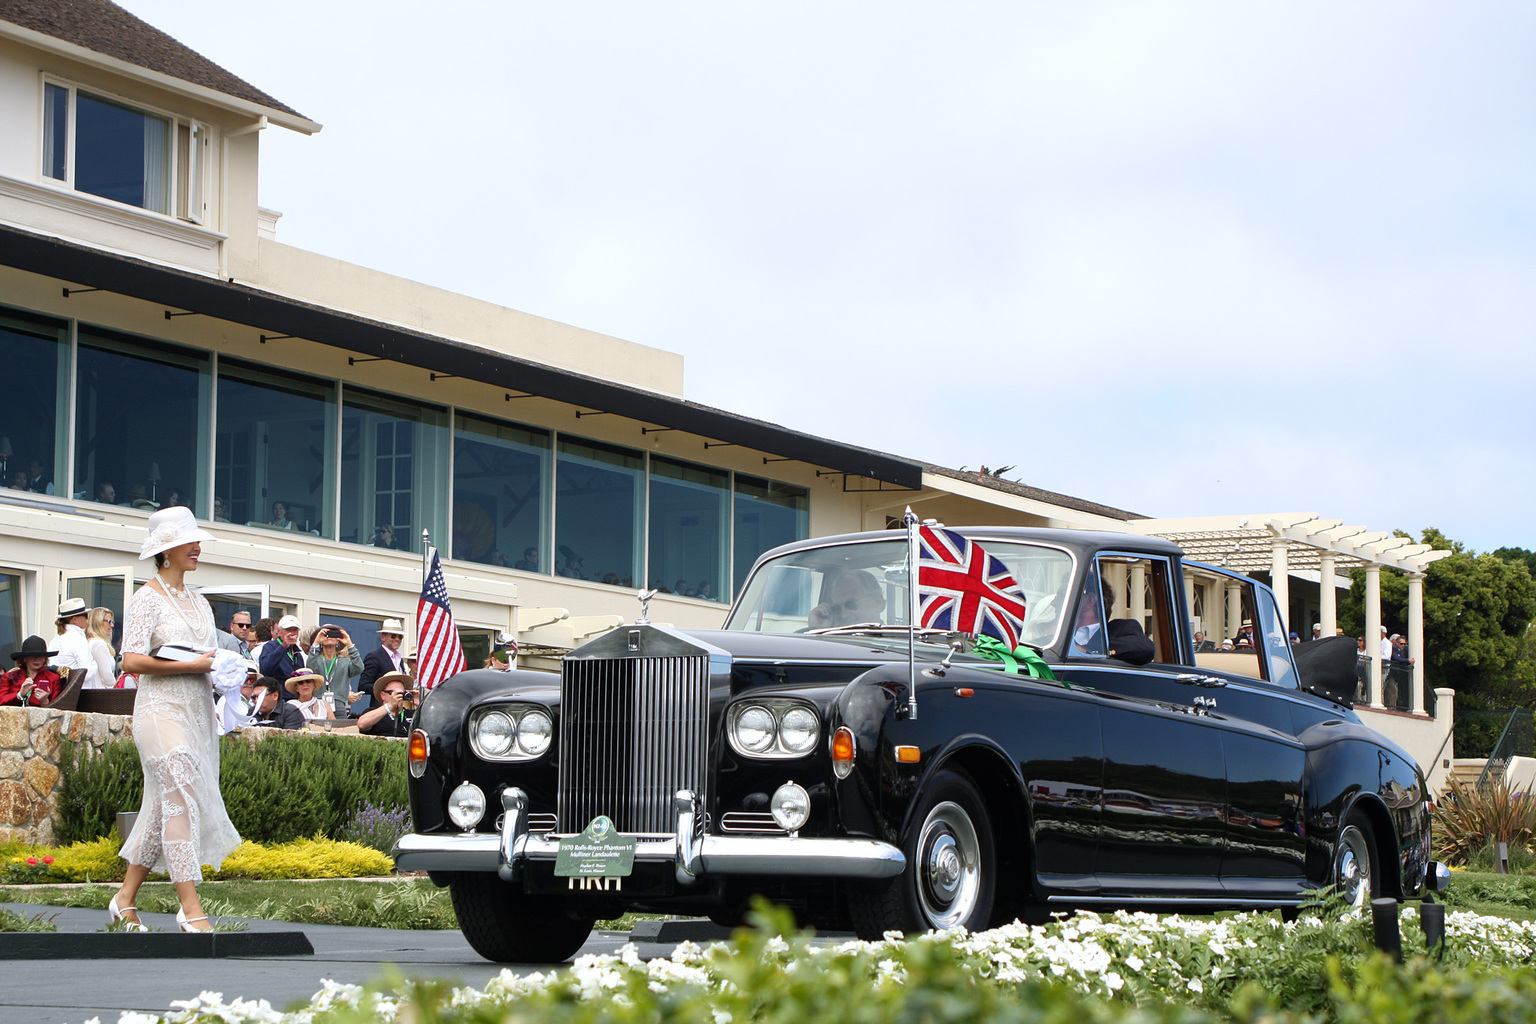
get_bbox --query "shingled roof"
[0,0,308,122]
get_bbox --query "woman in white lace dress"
[108,507,241,933]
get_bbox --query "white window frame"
[39,74,210,224]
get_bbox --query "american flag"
[916,525,1028,648]
[416,548,466,690]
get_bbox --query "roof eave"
[0,21,321,134]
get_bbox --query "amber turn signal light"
[831,726,856,779]
[894,745,921,763]
[408,729,430,778]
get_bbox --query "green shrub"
[59,732,410,845]
[219,734,409,844]
[56,737,144,845]
[0,908,57,933]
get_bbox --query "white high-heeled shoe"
[107,894,148,933]
[176,907,211,933]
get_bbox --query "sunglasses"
[384,689,405,697]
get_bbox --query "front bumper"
[393,787,906,884]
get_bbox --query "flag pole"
[904,507,919,721]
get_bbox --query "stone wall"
[0,706,133,846]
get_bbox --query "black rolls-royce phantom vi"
[394,527,1447,963]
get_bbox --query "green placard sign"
[554,816,637,878]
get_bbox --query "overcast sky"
[121,2,1536,553]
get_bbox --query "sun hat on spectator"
[276,614,302,631]
[56,597,88,621]
[283,670,325,695]
[138,506,215,560]
[372,670,414,703]
[9,635,58,661]
[379,619,405,637]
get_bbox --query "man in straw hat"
[53,596,100,689]
[358,670,416,736]
[357,618,407,712]
[1,635,63,706]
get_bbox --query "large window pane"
[733,476,809,594]
[0,573,21,658]
[216,361,335,533]
[453,414,550,571]
[339,388,448,554]
[43,84,67,181]
[75,329,208,511]
[649,457,728,602]
[0,308,67,496]
[75,92,171,214]
[555,438,642,587]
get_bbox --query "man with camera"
[258,614,308,698]
[358,671,416,736]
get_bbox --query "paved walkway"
[0,902,654,1024]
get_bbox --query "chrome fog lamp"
[735,706,776,753]
[448,781,487,830]
[778,707,819,754]
[770,782,811,831]
[476,711,516,757]
[517,709,553,756]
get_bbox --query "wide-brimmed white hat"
[379,619,406,636]
[139,506,215,560]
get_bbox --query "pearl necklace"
[155,574,208,640]
[156,574,192,600]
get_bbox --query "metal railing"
[1354,655,1433,714]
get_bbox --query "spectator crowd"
[1,596,508,741]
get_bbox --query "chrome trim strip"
[1047,894,1300,906]
[393,831,906,879]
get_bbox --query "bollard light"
[1371,897,1402,963]
[1420,898,1446,961]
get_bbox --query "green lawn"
[3,871,1531,932]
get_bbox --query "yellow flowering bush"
[212,835,393,880]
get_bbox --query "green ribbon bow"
[970,634,1059,682]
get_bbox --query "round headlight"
[447,781,486,830]
[517,709,553,756]
[778,707,819,754]
[770,782,811,831]
[735,706,776,753]
[477,711,515,756]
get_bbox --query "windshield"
[724,537,1076,648]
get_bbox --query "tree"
[1340,528,1536,710]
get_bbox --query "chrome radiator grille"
[558,653,710,834]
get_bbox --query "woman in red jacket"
[0,635,63,706]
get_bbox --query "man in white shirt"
[52,597,98,688]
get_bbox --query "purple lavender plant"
[339,801,412,855]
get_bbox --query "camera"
[401,693,419,708]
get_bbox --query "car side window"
[1070,564,1108,657]
[1091,554,1180,665]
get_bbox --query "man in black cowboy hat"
[1,635,63,706]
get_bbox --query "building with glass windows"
[0,0,1140,667]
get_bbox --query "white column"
[1226,583,1242,645]
[1408,572,1426,715]
[1107,563,1129,618]
[1270,539,1290,635]
[1365,565,1383,708]
[1129,564,1146,628]
[1319,553,1337,636]
[1183,574,1197,638]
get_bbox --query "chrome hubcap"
[1335,825,1371,911]
[917,800,980,930]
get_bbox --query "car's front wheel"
[848,769,996,939]
[449,873,595,963]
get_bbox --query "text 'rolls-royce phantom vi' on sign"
[393,527,1448,963]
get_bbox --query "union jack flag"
[916,525,1028,648]
[416,548,466,690]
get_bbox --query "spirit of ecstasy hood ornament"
[636,589,657,625]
